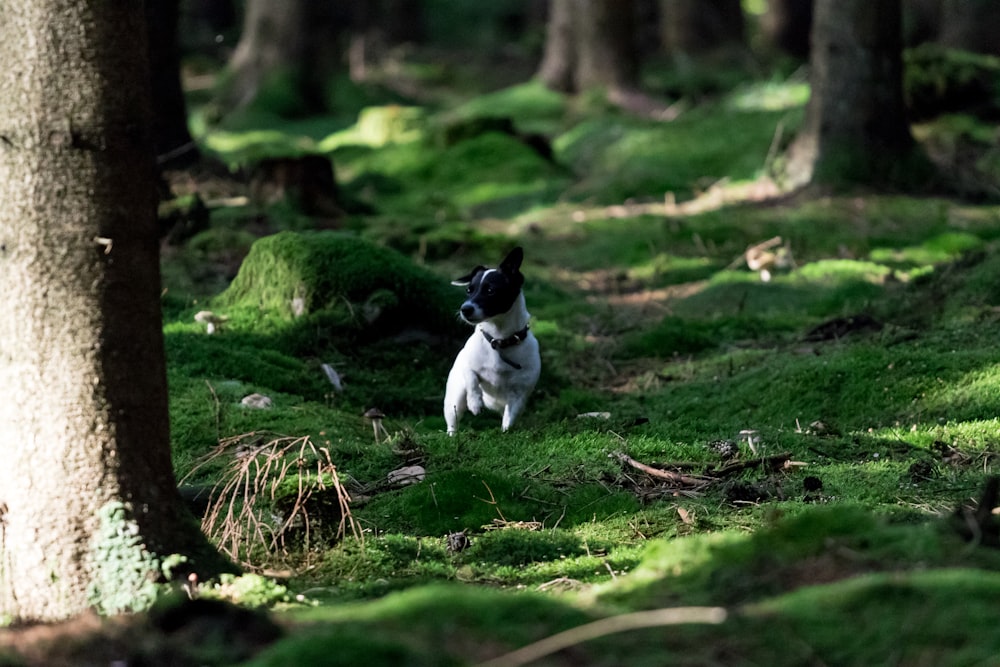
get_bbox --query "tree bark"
[938,0,1000,56]
[0,0,225,622]
[659,0,745,57]
[221,0,340,115]
[147,0,200,168]
[760,0,813,58]
[574,0,639,91]
[537,0,577,92]
[537,0,639,95]
[784,0,922,188]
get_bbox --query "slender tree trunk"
[659,0,745,57]
[223,0,308,111]
[784,0,922,188]
[574,0,638,91]
[537,0,577,92]
[538,0,639,95]
[221,0,340,115]
[0,0,225,622]
[761,0,813,58]
[147,0,200,168]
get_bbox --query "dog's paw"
[467,394,484,415]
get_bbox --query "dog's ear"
[499,247,524,275]
[451,265,487,286]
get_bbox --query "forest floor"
[7,49,1000,666]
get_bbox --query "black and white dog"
[444,247,540,435]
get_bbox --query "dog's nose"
[461,304,476,319]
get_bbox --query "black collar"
[481,326,530,369]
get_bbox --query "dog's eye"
[466,285,473,294]
[485,285,495,295]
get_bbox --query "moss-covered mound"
[215,231,459,335]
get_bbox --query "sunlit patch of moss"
[318,105,429,151]
[728,80,810,111]
[448,81,568,134]
[596,505,1000,611]
[554,107,796,203]
[869,231,983,268]
[746,569,1000,665]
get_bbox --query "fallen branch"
[712,452,795,477]
[610,452,709,487]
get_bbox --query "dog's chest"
[468,333,537,391]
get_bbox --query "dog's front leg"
[501,395,528,432]
[465,370,484,415]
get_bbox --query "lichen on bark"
[86,502,163,615]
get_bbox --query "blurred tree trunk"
[659,0,745,57]
[221,0,339,115]
[538,0,639,94]
[938,0,1000,56]
[538,0,579,92]
[348,0,426,82]
[146,0,200,168]
[0,0,226,622]
[784,0,925,188]
[903,0,941,46]
[760,0,813,58]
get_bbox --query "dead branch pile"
[181,432,362,570]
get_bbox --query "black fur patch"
[454,247,525,322]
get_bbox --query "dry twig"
[181,432,362,570]
[610,452,710,488]
[479,606,728,667]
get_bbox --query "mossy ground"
[16,45,1000,667]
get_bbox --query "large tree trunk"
[0,0,225,622]
[784,0,921,188]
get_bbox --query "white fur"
[444,292,540,434]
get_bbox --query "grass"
[137,50,1000,666]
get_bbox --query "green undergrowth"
[241,510,1000,666]
[147,60,1000,666]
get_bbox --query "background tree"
[219,0,341,115]
[658,0,745,59]
[760,0,813,59]
[0,0,225,622]
[783,0,926,188]
[538,0,639,96]
[938,0,1000,56]
[147,0,200,168]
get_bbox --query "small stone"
[241,393,273,409]
[387,465,425,486]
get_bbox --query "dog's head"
[451,247,525,324]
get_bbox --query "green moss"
[904,44,1000,120]
[747,569,1000,665]
[214,231,457,334]
[554,107,796,202]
